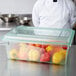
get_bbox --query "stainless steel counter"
[0,22,19,31]
[0,21,33,39]
[0,45,76,76]
[0,19,33,30]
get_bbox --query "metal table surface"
[0,19,33,30]
[0,45,76,76]
[0,21,33,41]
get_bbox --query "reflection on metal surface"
[0,14,33,26]
[0,14,18,23]
[6,60,68,76]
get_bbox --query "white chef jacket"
[32,0,76,29]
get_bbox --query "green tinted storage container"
[2,26,75,65]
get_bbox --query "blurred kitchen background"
[0,0,36,39]
[0,0,36,27]
[0,0,75,44]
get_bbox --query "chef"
[32,0,76,29]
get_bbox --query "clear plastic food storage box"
[2,26,75,65]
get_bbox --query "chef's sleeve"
[69,1,76,28]
[32,1,40,27]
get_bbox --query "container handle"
[0,42,7,45]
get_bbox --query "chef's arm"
[32,2,40,27]
[73,22,76,27]
[70,1,76,28]
[71,10,76,28]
